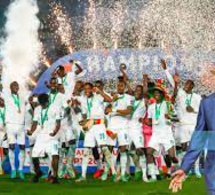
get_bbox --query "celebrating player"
[4,81,26,180]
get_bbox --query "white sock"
[178,151,186,166]
[18,150,25,171]
[104,160,110,174]
[58,148,65,172]
[148,163,156,180]
[68,144,76,168]
[9,149,16,171]
[29,147,34,173]
[126,155,130,174]
[47,157,53,175]
[167,167,171,174]
[154,164,159,175]
[102,147,116,174]
[81,148,91,178]
[120,152,127,176]
[139,155,147,178]
[96,159,102,170]
[194,157,200,173]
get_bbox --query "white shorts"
[84,124,107,148]
[32,134,59,158]
[6,124,25,145]
[148,133,175,153]
[107,135,117,147]
[72,122,81,140]
[128,128,144,149]
[174,125,195,144]
[60,126,74,143]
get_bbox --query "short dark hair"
[84,82,94,88]
[10,81,18,86]
[187,79,195,86]
[136,85,143,91]
[56,65,65,72]
[69,59,74,63]
[38,93,49,105]
[50,77,57,83]
[94,80,104,86]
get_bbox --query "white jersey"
[4,93,26,125]
[176,88,201,125]
[33,104,62,135]
[109,93,133,127]
[61,68,77,97]
[148,101,172,135]
[49,92,68,110]
[80,94,105,119]
[129,97,146,130]
[24,103,33,130]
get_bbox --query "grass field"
[0,175,206,195]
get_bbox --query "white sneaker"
[142,176,149,182]
[195,171,202,179]
[75,176,86,183]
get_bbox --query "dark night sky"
[0,0,89,30]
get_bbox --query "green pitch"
[0,175,206,195]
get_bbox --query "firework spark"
[48,2,73,52]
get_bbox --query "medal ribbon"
[50,92,58,104]
[62,75,68,85]
[185,93,193,106]
[155,103,162,120]
[12,94,21,111]
[87,96,93,118]
[41,106,50,127]
[0,107,6,124]
[114,94,125,107]
[131,100,142,118]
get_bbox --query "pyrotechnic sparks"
[48,2,73,51]
[110,1,127,49]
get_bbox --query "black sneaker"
[51,177,60,184]
[165,174,171,180]
[156,174,162,180]
[32,172,42,183]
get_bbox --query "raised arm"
[169,99,208,193]
[75,61,83,75]
[142,74,149,96]
[161,59,175,88]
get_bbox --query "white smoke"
[0,0,41,91]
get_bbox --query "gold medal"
[18,109,21,114]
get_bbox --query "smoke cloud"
[0,0,41,91]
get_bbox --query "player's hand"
[112,94,118,101]
[105,107,112,115]
[27,130,33,136]
[165,114,171,119]
[93,87,101,94]
[49,132,57,137]
[161,59,167,70]
[169,169,186,193]
[186,106,194,113]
